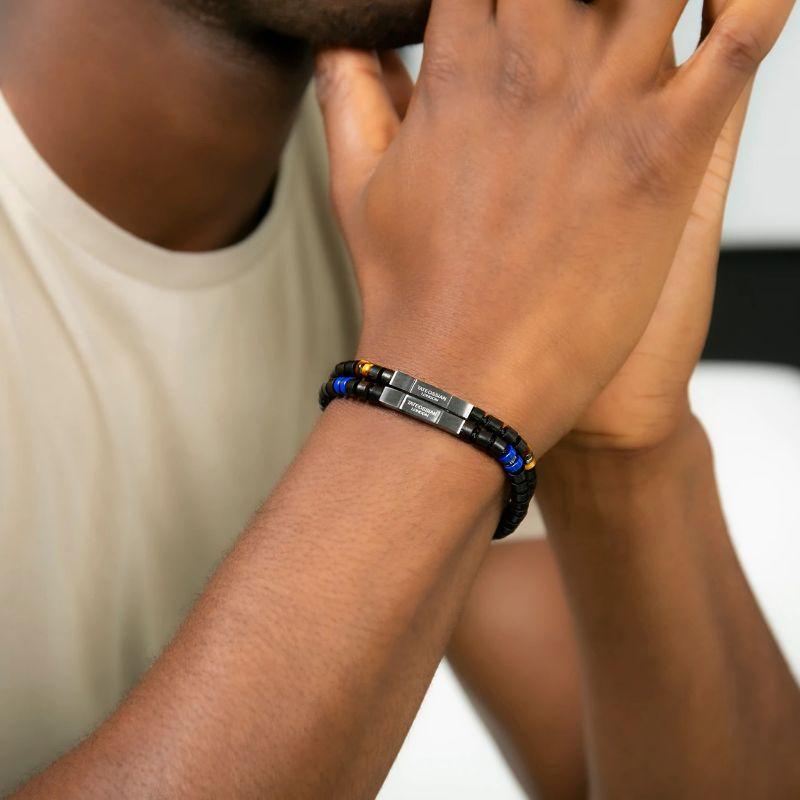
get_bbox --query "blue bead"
[504,456,523,474]
[499,445,518,466]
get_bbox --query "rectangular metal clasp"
[379,387,465,437]
[388,371,474,420]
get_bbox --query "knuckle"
[496,47,538,108]
[420,38,462,88]
[616,117,678,200]
[710,18,765,74]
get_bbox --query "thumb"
[315,49,403,215]
[673,0,794,136]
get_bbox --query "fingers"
[610,0,691,38]
[424,0,593,101]
[421,0,496,91]
[641,79,753,376]
[315,49,402,214]
[378,51,415,120]
[426,0,494,40]
[690,77,753,224]
[495,0,576,44]
[594,0,691,76]
[718,78,754,165]
[672,0,795,132]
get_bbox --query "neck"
[0,0,312,251]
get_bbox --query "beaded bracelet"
[319,360,537,540]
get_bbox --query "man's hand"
[316,0,794,458]
[569,5,755,451]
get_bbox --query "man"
[0,1,360,789]
[1,1,798,798]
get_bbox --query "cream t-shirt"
[0,90,361,791]
[0,83,546,793]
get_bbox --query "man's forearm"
[539,417,800,798]
[15,402,504,799]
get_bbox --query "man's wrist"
[320,393,507,532]
[538,412,713,515]
[356,329,577,459]
[558,393,696,455]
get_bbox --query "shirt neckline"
[0,89,294,289]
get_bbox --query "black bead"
[484,415,505,435]
[488,437,508,458]
[474,428,496,452]
[502,425,520,444]
[460,419,477,440]
[470,407,487,424]
[516,446,531,462]
[321,361,538,542]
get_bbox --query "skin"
[0,0,311,251]
[543,419,800,799]
[0,0,427,251]
[314,0,795,460]
[2,0,798,798]
[449,27,762,798]
[449,539,587,799]
[315,0,799,796]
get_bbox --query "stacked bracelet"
[318,359,537,540]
